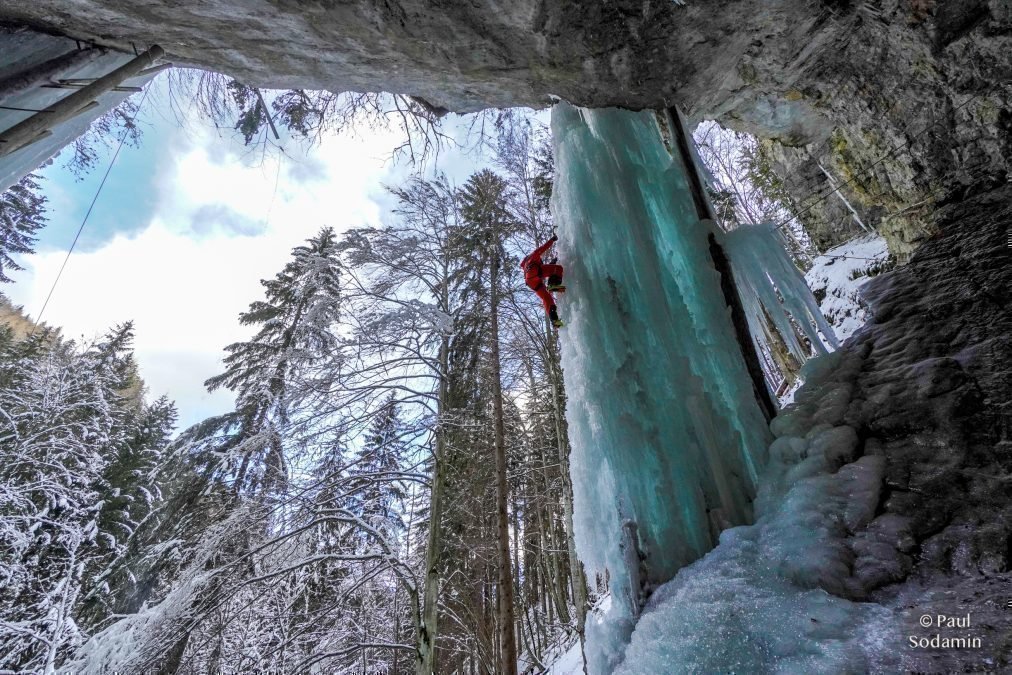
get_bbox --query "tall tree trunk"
[490,252,519,675]
[392,583,401,675]
[511,486,526,662]
[415,337,449,675]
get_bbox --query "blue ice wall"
[550,104,772,668]
[722,223,838,364]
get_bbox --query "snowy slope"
[544,640,585,675]
[804,234,891,342]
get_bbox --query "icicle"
[721,223,839,365]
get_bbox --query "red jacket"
[521,238,554,287]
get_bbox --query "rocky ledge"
[776,181,1011,669]
[2,1,1010,255]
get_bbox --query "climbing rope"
[31,85,151,333]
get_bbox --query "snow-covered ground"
[805,234,891,342]
[541,640,585,675]
[536,596,612,674]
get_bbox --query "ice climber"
[522,234,566,328]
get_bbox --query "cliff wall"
[2,1,1009,254]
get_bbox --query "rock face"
[0,0,801,113]
[775,182,1011,669]
[1,1,1009,255]
[753,1,1012,257]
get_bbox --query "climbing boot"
[547,283,567,293]
[552,318,565,328]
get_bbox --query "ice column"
[550,103,771,668]
[721,223,839,363]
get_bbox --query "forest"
[0,98,595,673]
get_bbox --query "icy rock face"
[613,350,895,674]
[2,1,1009,257]
[721,222,838,362]
[550,103,771,671]
[614,184,1012,673]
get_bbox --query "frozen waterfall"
[550,103,773,669]
[721,222,839,364]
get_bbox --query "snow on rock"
[804,234,890,342]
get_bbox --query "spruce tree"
[0,174,47,283]
[348,394,408,548]
[0,322,146,671]
[203,226,342,496]
[457,169,522,675]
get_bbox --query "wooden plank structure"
[0,46,104,103]
[0,44,164,158]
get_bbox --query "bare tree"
[165,69,453,166]
[694,121,815,266]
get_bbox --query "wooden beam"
[5,129,53,155]
[55,61,174,85]
[254,88,281,141]
[43,83,144,93]
[0,45,164,158]
[136,62,174,78]
[0,47,103,104]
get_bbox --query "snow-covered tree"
[202,226,342,496]
[347,395,409,547]
[78,394,178,628]
[0,173,47,283]
[335,174,490,673]
[0,322,164,672]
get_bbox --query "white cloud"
[8,120,403,429]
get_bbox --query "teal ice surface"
[550,103,772,668]
[721,223,839,362]
[616,355,895,674]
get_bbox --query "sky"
[5,74,494,429]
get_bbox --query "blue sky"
[7,73,496,429]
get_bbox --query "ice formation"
[614,351,896,673]
[550,103,772,670]
[721,223,839,362]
